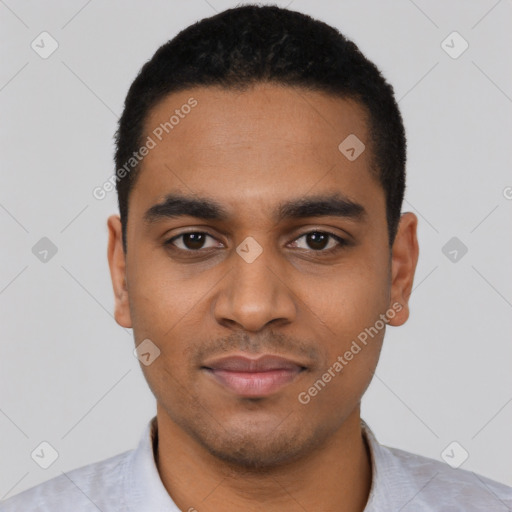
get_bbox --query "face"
[107,83,418,469]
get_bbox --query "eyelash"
[164,230,349,255]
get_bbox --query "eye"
[165,232,221,251]
[164,230,349,254]
[289,231,348,253]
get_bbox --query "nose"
[212,241,297,332]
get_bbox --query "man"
[2,4,511,511]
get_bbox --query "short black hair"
[114,4,406,252]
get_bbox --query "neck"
[154,405,372,512]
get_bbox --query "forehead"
[143,83,370,164]
[130,83,383,227]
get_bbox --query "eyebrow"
[143,192,366,225]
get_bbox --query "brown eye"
[305,232,329,250]
[165,232,219,251]
[291,231,347,252]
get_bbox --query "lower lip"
[204,368,303,397]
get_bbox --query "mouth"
[201,354,308,398]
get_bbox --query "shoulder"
[383,444,512,511]
[362,421,512,512]
[0,449,132,512]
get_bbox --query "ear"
[107,214,132,328]
[388,212,419,327]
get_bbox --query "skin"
[107,83,419,512]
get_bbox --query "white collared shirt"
[1,416,511,511]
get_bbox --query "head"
[108,4,418,469]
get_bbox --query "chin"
[202,434,305,471]
[189,417,330,472]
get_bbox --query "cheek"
[302,251,389,390]
[127,259,205,410]
[297,266,388,416]
[125,246,209,339]
[125,251,223,403]
[310,257,390,340]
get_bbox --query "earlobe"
[388,212,419,327]
[107,215,132,328]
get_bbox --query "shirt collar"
[124,416,180,512]
[124,415,410,511]
[361,419,420,511]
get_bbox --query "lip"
[202,354,307,398]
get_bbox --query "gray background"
[1,0,511,499]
